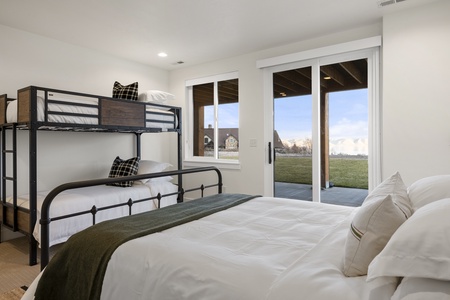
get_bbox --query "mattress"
[5,93,177,130]
[23,197,398,300]
[7,181,178,247]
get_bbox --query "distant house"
[204,126,284,151]
[204,127,239,150]
[273,130,284,149]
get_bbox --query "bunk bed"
[23,172,450,300]
[0,86,182,266]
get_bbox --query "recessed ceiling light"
[324,76,331,80]
[158,52,168,58]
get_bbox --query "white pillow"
[342,194,408,277]
[137,160,172,183]
[391,277,450,300]
[408,175,450,210]
[367,198,450,281]
[138,90,175,104]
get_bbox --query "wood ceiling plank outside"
[339,61,364,84]
[273,75,303,94]
[277,70,311,90]
[321,65,346,86]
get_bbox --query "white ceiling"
[0,0,436,70]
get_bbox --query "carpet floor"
[0,237,40,295]
[0,287,26,300]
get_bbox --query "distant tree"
[304,138,312,155]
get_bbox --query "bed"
[7,171,177,247]
[22,172,450,300]
[0,85,183,266]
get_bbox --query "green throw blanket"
[34,193,258,300]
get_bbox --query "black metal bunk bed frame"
[0,86,183,266]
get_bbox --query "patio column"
[320,91,329,188]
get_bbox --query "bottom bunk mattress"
[23,195,397,300]
[8,181,177,247]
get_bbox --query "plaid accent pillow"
[112,81,138,101]
[107,156,140,187]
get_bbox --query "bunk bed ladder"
[1,124,18,232]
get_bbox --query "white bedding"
[6,95,177,130]
[23,197,398,300]
[8,181,177,247]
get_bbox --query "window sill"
[183,159,241,170]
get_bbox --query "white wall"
[0,25,171,239]
[382,0,450,185]
[169,23,382,196]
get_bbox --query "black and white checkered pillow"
[107,156,140,187]
[112,81,138,101]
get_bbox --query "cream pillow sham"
[343,172,412,277]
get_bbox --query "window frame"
[184,71,240,169]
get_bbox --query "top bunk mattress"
[5,88,178,131]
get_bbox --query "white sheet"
[8,181,178,247]
[22,197,398,300]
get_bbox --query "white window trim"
[184,71,240,169]
[256,36,381,68]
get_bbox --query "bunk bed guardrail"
[40,166,222,269]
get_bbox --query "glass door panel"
[319,60,369,206]
[273,67,313,200]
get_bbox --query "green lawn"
[274,156,368,189]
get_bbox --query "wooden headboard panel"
[17,88,31,123]
[0,94,15,125]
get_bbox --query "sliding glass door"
[265,48,380,204]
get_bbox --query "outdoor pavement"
[274,182,368,207]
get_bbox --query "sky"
[274,89,368,141]
[203,88,368,141]
[204,103,239,129]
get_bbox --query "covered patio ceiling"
[192,58,368,104]
[273,58,368,98]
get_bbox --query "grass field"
[275,156,368,189]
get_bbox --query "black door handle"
[268,142,272,164]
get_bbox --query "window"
[186,72,239,164]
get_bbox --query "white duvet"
[24,196,398,300]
